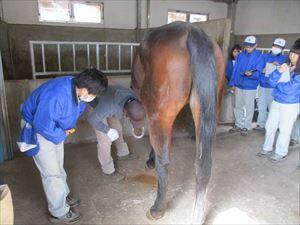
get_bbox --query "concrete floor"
[1,126,299,225]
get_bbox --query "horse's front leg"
[146,147,155,169]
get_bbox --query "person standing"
[258,39,300,162]
[228,36,264,136]
[256,38,287,130]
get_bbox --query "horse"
[131,21,225,224]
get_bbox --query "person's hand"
[273,61,280,66]
[244,71,253,76]
[278,63,289,73]
[107,128,119,142]
[227,87,235,94]
[65,128,76,135]
[262,68,266,74]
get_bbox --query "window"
[168,10,208,24]
[38,0,103,23]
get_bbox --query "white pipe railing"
[30,41,140,79]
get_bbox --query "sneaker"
[241,128,248,136]
[66,195,80,208]
[118,152,138,161]
[49,209,81,224]
[256,150,272,157]
[268,153,286,163]
[254,126,265,131]
[229,125,242,133]
[103,171,125,182]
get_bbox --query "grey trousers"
[234,87,257,130]
[33,134,70,217]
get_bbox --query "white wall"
[235,0,300,35]
[2,0,227,29]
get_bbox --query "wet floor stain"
[131,174,157,187]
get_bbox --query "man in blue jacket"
[229,36,264,136]
[19,69,108,224]
[256,38,287,130]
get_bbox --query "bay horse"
[131,21,225,224]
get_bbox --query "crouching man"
[88,85,145,182]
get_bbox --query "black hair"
[286,38,300,74]
[74,68,108,95]
[229,44,242,60]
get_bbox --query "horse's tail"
[186,26,217,223]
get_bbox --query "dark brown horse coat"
[132,21,225,224]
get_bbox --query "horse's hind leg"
[146,148,155,169]
[146,118,173,220]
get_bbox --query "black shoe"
[289,139,298,146]
[49,209,81,224]
[241,128,248,136]
[66,195,80,208]
[229,125,242,133]
[254,126,265,132]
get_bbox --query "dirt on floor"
[1,126,299,224]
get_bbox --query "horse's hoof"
[146,209,164,220]
[145,160,155,170]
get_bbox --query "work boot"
[49,209,81,224]
[66,195,80,208]
[256,150,272,157]
[229,125,242,133]
[103,171,125,182]
[118,152,138,161]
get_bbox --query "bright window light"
[73,2,102,23]
[190,14,208,23]
[39,0,70,22]
[38,0,103,23]
[168,10,208,24]
[168,11,187,23]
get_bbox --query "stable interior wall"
[234,0,300,48]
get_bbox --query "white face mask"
[271,46,282,55]
[79,95,96,102]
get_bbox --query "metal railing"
[30,41,140,79]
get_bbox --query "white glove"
[107,128,119,142]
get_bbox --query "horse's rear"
[132,21,225,224]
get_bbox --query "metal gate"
[30,41,140,79]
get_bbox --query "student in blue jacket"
[19,69,108,224]
[256,38,287,130]
[258,39,300,162]
[226,44,242,82]
[228,36,264,136]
